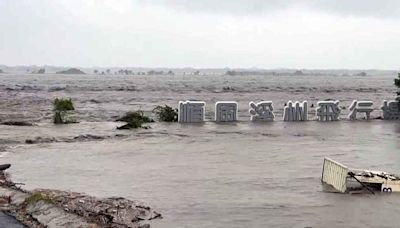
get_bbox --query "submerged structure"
[322,158,400,193]
[381,97,400,120]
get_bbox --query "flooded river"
[1,73,400,227]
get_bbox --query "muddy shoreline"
[0,167,162,228]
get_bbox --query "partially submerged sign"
[215,101,238,122]
[382,98,400,120]
[316,101,341,121]
[283,101,308,121]
[178,101,206,123]
[249,101,275,121]
[177,98,400,122]
[348,100,374,120]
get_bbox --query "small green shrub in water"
[395,73,400,93]
[53,98,74,112]
[153,105,178,122]
[116,111,153,129]
[395,73,400,112]
[53,98,76,124]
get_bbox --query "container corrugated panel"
[322,157,348,193]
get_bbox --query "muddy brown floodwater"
[1,73,400,227]
[0,212,25,227]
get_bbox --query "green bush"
[116,111,153,130]
[53,98,76,124]
[53,98,74,112]
[153,105,178,122]
[394,73,400,96]
[395,73,400,89]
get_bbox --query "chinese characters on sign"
[283,101,308,121]
[382,98,400,120]
[316,101,341,121]
[215,102,238,122]
[249,101,275,121]
[177,98,400,122]
[348,100,374,120]
[178,101,206,123]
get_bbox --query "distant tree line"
[225,70,277,76]
[92,69,176,76]
[225,70,368,77]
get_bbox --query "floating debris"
[322,157,400,194]
[1,121,34,126]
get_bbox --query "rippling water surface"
[1,73,400,227]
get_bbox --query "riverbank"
[0,167,161,228]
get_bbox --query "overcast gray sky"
[1,0,400,69]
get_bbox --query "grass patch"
[116,111,153,129]
[153,105,178,122]
[25,192,53,205]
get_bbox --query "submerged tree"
[395,72,400,95]
[153,105,178,122]
[53,98,75,124]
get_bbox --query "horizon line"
[0,64,398,71]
